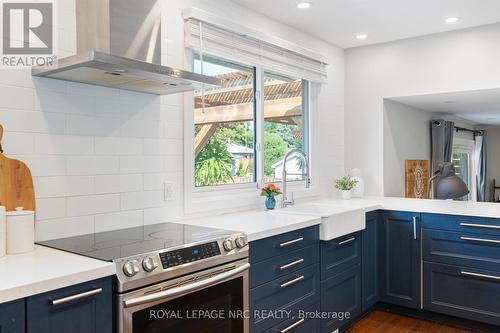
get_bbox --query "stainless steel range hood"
[32,0,219,95]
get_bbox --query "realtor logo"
[1,1,56,67]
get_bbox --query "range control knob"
[222,239,235,252]
[142,256,158,272]
[123,260,140,277]
[235,236,247,249]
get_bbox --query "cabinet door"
[27,278,112,333]
[0,299,25,333]
[381,211,421,309]
[320,264,361,332]
[424,262,500,326]
[362,210,381,312]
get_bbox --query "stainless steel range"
[38,222,249,333]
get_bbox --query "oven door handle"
[123,263,250,308]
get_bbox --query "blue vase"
[265,196,276,210]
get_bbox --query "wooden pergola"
[195,72,303,155]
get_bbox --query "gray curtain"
[430,119,455,174]
[475,131,487,202]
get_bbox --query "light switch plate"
[164,181,174,201]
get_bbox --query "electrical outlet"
[164,181,174,201]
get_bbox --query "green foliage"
[333,175,358,191]
[195,136,234,186]
[264,132,288,176]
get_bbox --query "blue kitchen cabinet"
[249,226,320,333]
[320,264,362,332]
[0,299,25,333]
[361,210,381,312]
[380,210,421,309]
[26,277,112,333]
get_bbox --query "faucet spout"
[281,149,310,208]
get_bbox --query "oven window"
[132,277,244,333]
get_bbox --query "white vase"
[341,190,352,200]
[351,168,364,198]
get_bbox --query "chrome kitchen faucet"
[281,149,310,208]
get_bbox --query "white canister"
[6,207,35,254]
[0,206,6,258]
[351,168,365,198]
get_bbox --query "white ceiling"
[230,0,500,48]
[391,89,500,125]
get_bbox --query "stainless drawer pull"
[413,216,418,240]
[280,275,305,288]
[337,237,356,246]
[280,318,305,333]
[279,237,304,247]
[461,271,500,281]
[51,288,102,306]
[280,258,304,270]
[460,223,500,230]
[460,236,500,244]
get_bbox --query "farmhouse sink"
[272,202,368,241]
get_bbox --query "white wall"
[485,126,500,201]
[0,0,344,240]
[345,23,500,196]
[383,100,432,197]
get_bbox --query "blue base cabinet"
[320,264,361,332]
[249,226,320,333]
[380,210,421,309]
[320,232,362,332]
[361,211,381,312]
[0,299,25,333]
[26,277,112,333]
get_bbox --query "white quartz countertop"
[0,245,115,304]
[173,196,500,242]
[178,210,322,242]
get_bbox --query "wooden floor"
[346,310,476,333]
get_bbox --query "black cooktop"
[37,222,236,262]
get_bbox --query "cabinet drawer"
[423,229,500,272]
[250,226,319,263]
[320,264,361,332]
[250,264,320,332]
[250,244,319,288]
[263,303,320,333]
[27,277,112,333]
[424,262,500,326]
[0,299,25,333]
[422,213,500,236]
[321,232,361,280]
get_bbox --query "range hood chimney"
[32,0,220,95]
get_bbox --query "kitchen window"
[452,138,476,201]
[192,53,310,189]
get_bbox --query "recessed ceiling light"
[356,34,367,40]
[443,101,456,104]
[297,2,311,9]
[445,17,459,24]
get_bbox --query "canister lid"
[6,207,35,216]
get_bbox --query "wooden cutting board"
[0,124,36,211]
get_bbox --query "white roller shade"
[185,17,328,83]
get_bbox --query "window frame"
[183,51,313,213]
[452,137,477,201]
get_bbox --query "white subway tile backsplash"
[94,137,143,155]
[34,134,94,155]
[67,156,119,175]
[36,198,67,220]
[95,174,143,194]
[95,210,143,232]
[121,191,164,210]
[34,176,94,198]
[0,109,67,133]
[67,194,120,216]
[0,84,34,110]
[35,216,94,242]
[1,132,34,154]
[119,156,165,174]
[16,155,66,176]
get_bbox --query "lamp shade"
[436,175,470,200]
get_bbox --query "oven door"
[117,259,249,333]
